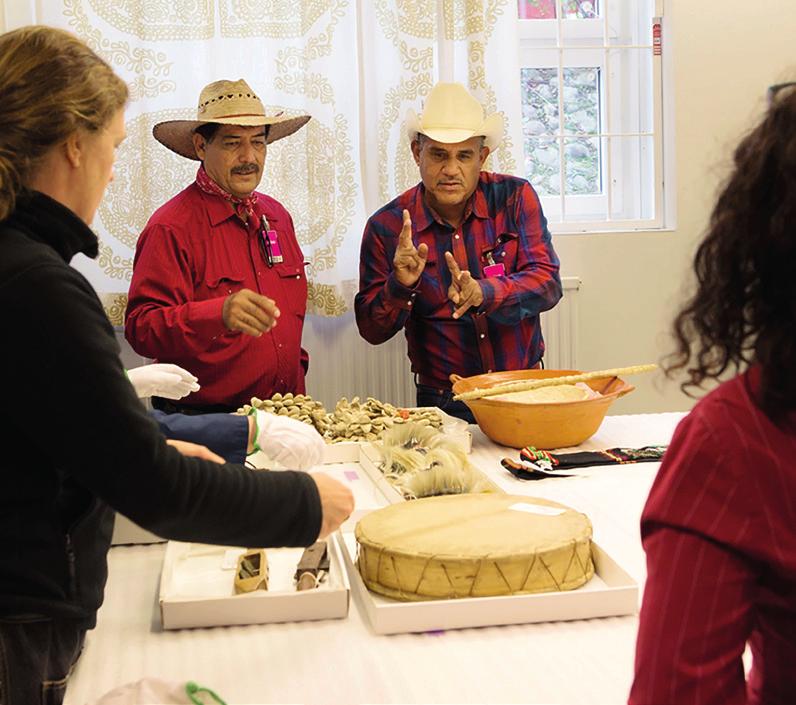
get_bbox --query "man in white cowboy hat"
[355,82,562,422]
[126,79,314,416]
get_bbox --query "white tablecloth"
[64,412,684,705]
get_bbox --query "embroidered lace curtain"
[26,0,524,321]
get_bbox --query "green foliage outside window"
[521,67,601,196]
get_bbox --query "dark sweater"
[0,192,321,628]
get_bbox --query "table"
[64,412,684,705]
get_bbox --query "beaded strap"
[520,446,559,467]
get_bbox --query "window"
[518,0,665,232]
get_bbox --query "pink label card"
[483,262,506,277]
[266,229,283,260]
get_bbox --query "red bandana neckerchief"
[195,164,258,225]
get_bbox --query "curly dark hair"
[665,83,796,422]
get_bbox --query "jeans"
[416,384,476,424]
[0,618,85,705]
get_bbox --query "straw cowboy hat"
[405,82,504,151]
[153,79,310,160]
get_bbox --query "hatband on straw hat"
[405,82,504,151]
[153,79,310,160]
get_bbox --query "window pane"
[526,136,561,195]
[521,67,601,196]
[562,68,600,135]
[517,0,599,19]
[518,1,556,19]
[564,136,600,194]
[563,1,599,19]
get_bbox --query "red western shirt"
[125,182,308,409]
[355,172,562,390]
[630,367,796,705]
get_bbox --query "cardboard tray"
[159,536,349,630]
[338,533,637,635]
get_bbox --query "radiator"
[540,276,582,371]
[304,276,581,409]
[304,313,415,409]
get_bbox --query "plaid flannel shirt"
[355,172,562,389]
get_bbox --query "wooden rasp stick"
[453,364,658,402]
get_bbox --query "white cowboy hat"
[405,82,504,151]
[153,79,311,160]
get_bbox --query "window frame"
[517,0,666,234]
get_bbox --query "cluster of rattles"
[238,393,442,443]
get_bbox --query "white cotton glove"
[254,409,325,470]
[127,364,200,400]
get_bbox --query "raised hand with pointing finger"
[392,209,428,288]
[444,251,484,319]
[355,82,562,425]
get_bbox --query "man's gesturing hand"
[445,251,484,319]
[392,209,428,288]
[222,288,280,337]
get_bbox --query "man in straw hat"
[355,82,562,422]
[126,79,312,415]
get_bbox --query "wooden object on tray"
[294,541,330,591]
[234,549,269,594]
[452,364,657,402]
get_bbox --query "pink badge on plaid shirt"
[484,262,505,277]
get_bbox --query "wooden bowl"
[451,369,635,450]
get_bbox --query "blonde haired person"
[0,26,352,705]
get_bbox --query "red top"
[125,180,308,409]
[630,368,796,705]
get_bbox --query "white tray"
[338,533,637,635]
[159,536,349,630]
[310,461,391,531]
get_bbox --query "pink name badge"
[266,229,283,263]
[484,262,506,277]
